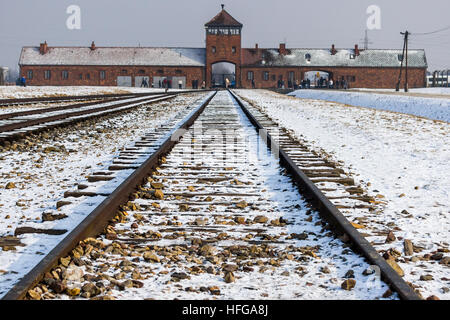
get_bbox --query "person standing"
[178,79,183,89]
[21,76,26,87]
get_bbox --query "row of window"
[26,69,185,80]
[211,46,236,54]
[246,71,357,83]
[247,71,296,81]
[207,27,241,35]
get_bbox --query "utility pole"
[396,32,407,91]
[401,30,409,92]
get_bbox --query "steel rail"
[0,96,134,121]
[0,90,211,107]
[0,95,168,134]
[1,91,217,300]
[228,89,421,300]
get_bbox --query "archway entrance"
[304,71,333,88]
[211,62,236,88]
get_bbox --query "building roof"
[205,9,243,27]
[19,47,206,66]
[242,48,428,68]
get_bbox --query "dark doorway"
[211,62,236,88]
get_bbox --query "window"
[27,70,33,80]
[247,71,254,81]
[263,71,269,81]
[100,70,106,80]
[288,71,295,81]
[271,75,276,81]
[212,46,216,53]
[44,70,51,80]
[346,75,356,82]
[138,69,145,74]
[79,73,83,80]
[62,71,69,80]
[121,69,127,75]
[305,53,311,61]
[232,47,236,53]
[157,69,163,74]
[175,69,182,74]
[86,73,90,80]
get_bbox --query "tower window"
[263,71,269,81]
[232,47,236,53]
[212,46,216,53]
[62,70,69,80]
[27,70,33,80]
[44,70,51,79]
[100,70,106,80]
[247,71,254,81]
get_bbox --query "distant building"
[0,67,8,85]
[19,6,428,89]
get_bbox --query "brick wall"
[206,34,241,87]
[20,65,205,88]
[20,64,426,89]
[240,66,426,89]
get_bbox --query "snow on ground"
[0,93,207,297]
[288,89,450,122]
[235,89,450,299]
[354,87,450,96]
[0,86,181,99]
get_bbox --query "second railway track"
[1,90,420,300]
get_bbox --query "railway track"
[0,90,209,107]
[0,94,177,143]
[1,90,420,300]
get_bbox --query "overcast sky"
[1,0,449,73]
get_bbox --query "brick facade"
[21,65,204,88]
[205,34,241,88]
[240,66,427,89]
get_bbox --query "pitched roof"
[242,48,427,68]
[205,9,243,27]
[19,47,206,66]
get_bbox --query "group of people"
[276,77,349,90]
[312,77,349,90]
[16,76,26,87]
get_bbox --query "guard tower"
[205,5,243,88]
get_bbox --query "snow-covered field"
[0,86,179,99]
[235,89,450,299]
[0,93,207,297]
[288,89,450,122]
[354,87,450,96]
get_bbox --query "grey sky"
[1,0,449,74]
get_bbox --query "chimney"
[90,41,96,50]
[355,44,360,56]
[331,44,337,55]
[255,43,258,50]
[39,41,48,55]
[279,43,287,56]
